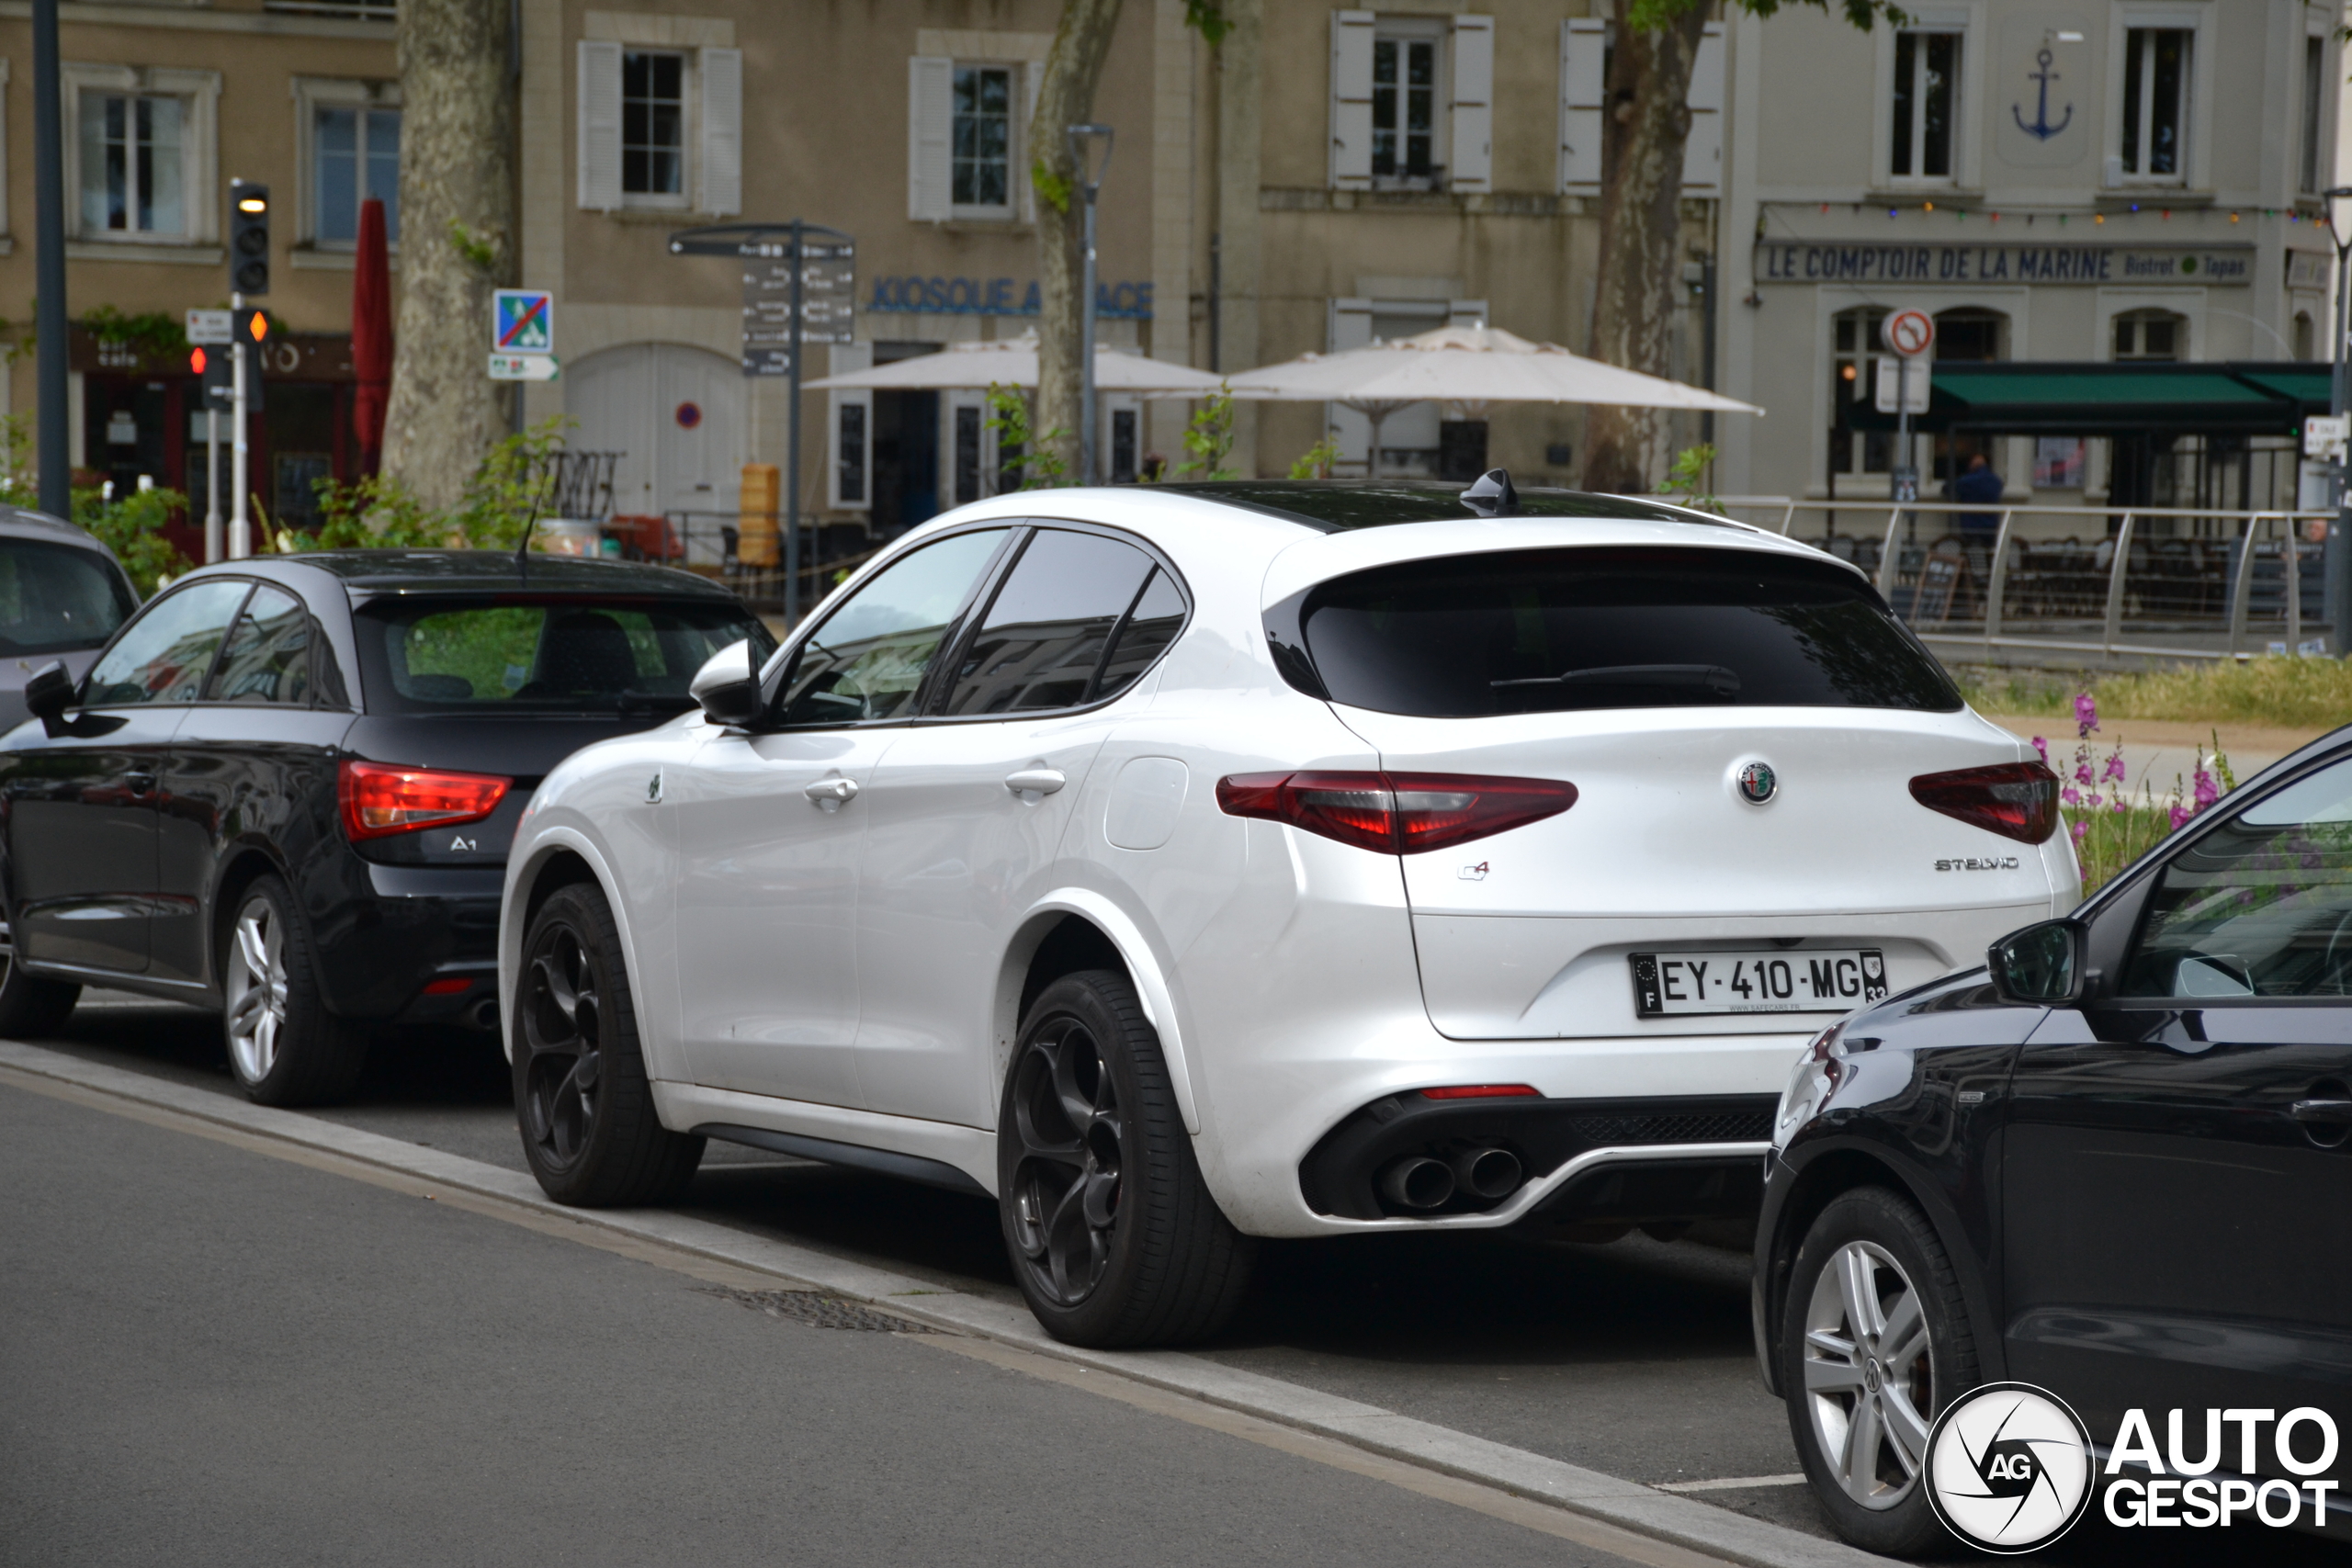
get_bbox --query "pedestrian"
[1948,451,2004,541]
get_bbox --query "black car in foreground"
[0,550,769,1103]
[1756,726,2352,1554]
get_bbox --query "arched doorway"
[566,344,745,549]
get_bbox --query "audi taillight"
[1908,761,2059,844]
[339,760,510,841]
[1215,771,1575,854]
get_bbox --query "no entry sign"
[1882,309,1934,357]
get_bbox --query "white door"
[669,525,1017,1106]
[854,526,1177,1126]
[568,344,745,544]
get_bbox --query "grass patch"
[1958,657,2352,731]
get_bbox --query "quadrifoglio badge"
[1926,1385,2342,1551]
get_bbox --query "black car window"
[83,580,251,706]
[1285,547,1960,717]
[0,539,136,655]
[1093,569,1187,704]
[356,599,772,715]
[205,584,311,705]
[937,529,1158,716]
[2120,755,2352,999]
[777,528,1010,726]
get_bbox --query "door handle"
[2290,1098,2352,1124]
[1004,767,1067,799]
[803,776,859,809]
[124,771,157,796]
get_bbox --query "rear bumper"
[308,861,503,1023]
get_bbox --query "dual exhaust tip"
[1378,1145,1523,1212]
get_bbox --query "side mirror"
[689,639,763,728]
[25,660,74,735]
[1987,919,2087,1006]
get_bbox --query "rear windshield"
[1157,482,1713,533]
[1286,547,1961,716]
[0,538,136,655]
[356,597,773,716]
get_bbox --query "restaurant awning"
[1848,361,2330,436]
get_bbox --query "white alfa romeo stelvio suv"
[498,475,2075,1347]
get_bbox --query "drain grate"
[699,1286,937,1333]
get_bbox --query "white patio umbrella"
[1223,323,1761,476]
[805,332,1233,397]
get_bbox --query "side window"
[937,529,1157,716]
[1092,569,1188,704]
[2119,757,2352,998]
[83,580,251,706]
[205,585,312,705]
[776,528,1009,727]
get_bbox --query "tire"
[0,921,80,1036]
[514,882,703,1206]
[1780,1186,1980,1557]
[998,969,1253,1348]
[223,875,368,1107]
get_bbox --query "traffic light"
[190,344,234,412]
[230,180,270,295]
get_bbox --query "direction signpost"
[669,220,856,625]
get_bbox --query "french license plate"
[1631,949,1887,1017]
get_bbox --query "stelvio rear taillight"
[1215,771,1575,854]
[1908,761,2059,844]
[339,760,511,841]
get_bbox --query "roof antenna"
[514,456,560,577]
[1458,468,1519,518]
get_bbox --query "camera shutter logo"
[1737,761,1778,805]
[1925,1382,2095,1553]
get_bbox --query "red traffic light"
[189,346,208,375]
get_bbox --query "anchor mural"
[2013,49,2074,141]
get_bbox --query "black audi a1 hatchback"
[0,551,770,1104]
[1755,726,2352,1554]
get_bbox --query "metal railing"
[648,511,880,619]
[1657,496,2333,663]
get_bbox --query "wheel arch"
[503,829,658,1071]
[209,842,294,995]
[1758,1137,2003,1398]
[995,891,1200,1134]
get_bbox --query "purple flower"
[2072,819,2089,842]
[2086,792,2104,810]
[2061,785,2081,806]
[2031,736,2049,764]
[2194,769,2219,809]
[2075,760,2095,785]
[2170,803,2192,829]
[2103,750,2128,784]
[2075,692,2099,738]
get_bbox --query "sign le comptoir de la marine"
[1753,242,2255,288]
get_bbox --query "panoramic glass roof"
[1154,481,1725,534]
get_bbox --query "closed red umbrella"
[350,197,391,472]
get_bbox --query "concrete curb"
[0,1040,1891,1568]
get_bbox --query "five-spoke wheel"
[219,875,367,1106]
[512,883,703,1205]
[1006,1017,1125,1307]
[225,897,291,1084]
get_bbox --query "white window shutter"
[1019,60,1044,222]
[908,55,952,222]
[1328,298,1375,467]
[1558,18,1606,193]
[1447,299,1488,329]
[699,48,742,215]
[1681,22,1724,194]
[1449,16,1494,193]
[1330,11,1374,189]
[829,344,874,511]
[578,40,623,210]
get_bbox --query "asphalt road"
[17,995,2347,1566]
[0,1066,1701,1568]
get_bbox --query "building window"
[622,50,684,197]
[2112,310,2182,362]
[1830,307,1892,479]
[315,105,399,244]
[952,65,1012,211]
[2120,28,2189,182]
[79,94,183,235]
[1372,32,1438,184]
[2295,312,2315,363]
[2301,35,2325,195]
[1890,30,1958,180]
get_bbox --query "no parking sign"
[1882,309,1934,357]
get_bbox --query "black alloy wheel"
[514,883,702,1205]
[998,969,1253,1348]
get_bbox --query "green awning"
[1847,361,2322,436]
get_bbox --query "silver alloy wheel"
[1801,1238,1934,1510]
[224,896,290,1084]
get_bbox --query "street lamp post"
[1069,124,1114,485]
[2325,186,2352,648]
